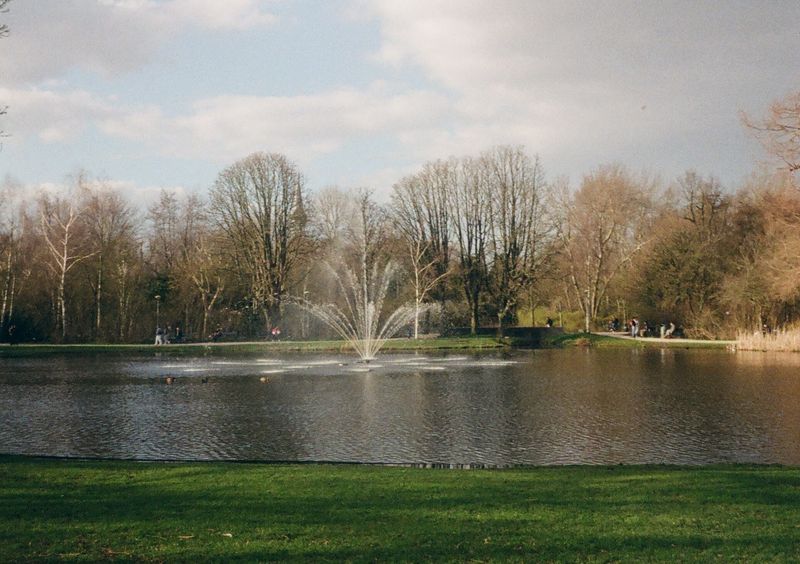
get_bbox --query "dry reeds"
[736,328,800,352]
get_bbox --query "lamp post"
[155,295,161,328]
[302,288,309,340]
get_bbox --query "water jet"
[294,254,425,362]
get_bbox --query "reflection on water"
[1,349,800,465]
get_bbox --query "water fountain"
[295,258,421,362]
[293,191,431,362]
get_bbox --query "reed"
[736,327,800,352]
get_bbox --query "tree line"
[2,94,799,343]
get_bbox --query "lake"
[1,348,799,465]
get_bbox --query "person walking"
[630,317,638,338]
[155,326,165,345]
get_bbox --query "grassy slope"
[2,456,799,562]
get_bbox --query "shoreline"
[0,336,506,357]
[0,452,794,469]
[593,331,735,347]
[0,332,735,357]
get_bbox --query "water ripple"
[2,350,800,465]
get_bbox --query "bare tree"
[113,253,143,342]
[176,211,225,340]
[679,171,729,236]
[0,177,31,339]
[484,146,553,333]
[210,152,309,331]
[145,190,212,336]
[347,189,388,273]
[0,225,16,336]
[186,238,224,340]
[336,189,392,314]
[0,0,16,337]
[146,190,181,275]
[391,159,454,330]
[743,91,800,186]
[556,165,656,332]
[174,193,214,337]
[735,175,800,311]
[81,180,137,341]
[38,175,97,341]
[310,186,355,245]
[392,214,451,339]
[451,157,491,334]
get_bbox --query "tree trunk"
[95,253,103,342]
[201,293,209,340]
[470,299,479,335]
[439,293,447,334]
[117,270,127,342]
[7,274,14,328]
[0,251,11,331]
[413,282,421,339]
[583,290,593,333]
[58,273,66,341]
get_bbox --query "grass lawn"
[546,333,730,350]
[0,336,505,358]
[2,456,799,562]
[0,333,732,359]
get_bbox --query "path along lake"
[2,348,799,466]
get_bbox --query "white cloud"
[98,84,451,163]
[166,0,277,30]
[1,0,278,85]
[0,87,116,143]
[359,0,800,181]
[2,78,452,183]
[4,0,799,196]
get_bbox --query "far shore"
[0,332,738,357]
[595,331,736,347]
[0,336,504,356]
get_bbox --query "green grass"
[548,333,730,350]
[2,456,799,562]
[0,333,736,358]
[0,336,505,358]
[547,333,644,348]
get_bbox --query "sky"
[1,0,799,203]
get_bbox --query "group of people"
[154,324,183,345]
[624,318,676,339]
